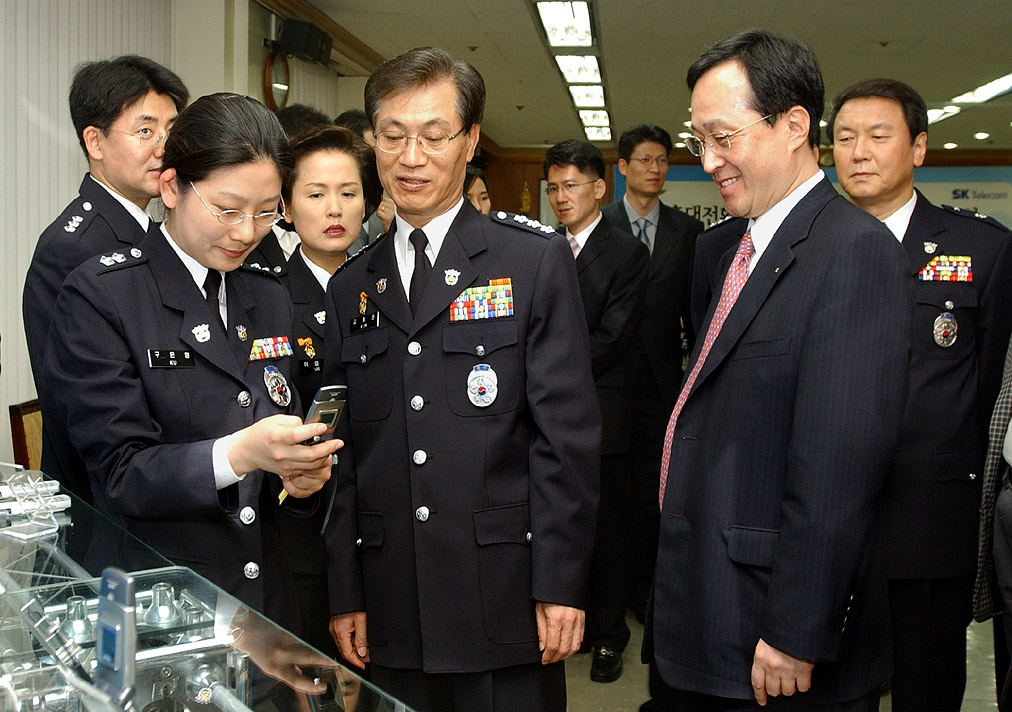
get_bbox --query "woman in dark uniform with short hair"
[42,93,341,630]
[276,124,381,654]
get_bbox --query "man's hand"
[751,638,814,706]
[535,602,584,664]
[330,612,370,669]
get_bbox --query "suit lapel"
[225,271,259,369]
[575,219,609,274]
[81,174,148,246]
[365,232,413,333]
[649,207,678,277]
[902,190,946,274]
[287,249,327,339]
[144,227,246,382]
[689,179,835,393]
[410,207,485,334]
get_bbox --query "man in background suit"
[830,78,1012,712]
[648,30,912,710]
[23,55,188,502]
[600,124,703,623]
[545,139,649,683]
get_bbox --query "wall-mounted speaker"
[277,19,332,66]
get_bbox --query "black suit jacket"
[601,199,703,412]
[648,177,912,702]
[41,226,310,627]
[24,175,149,502]
[323,204,600,673]
[880,192,1012,579]
[573,218,649,454]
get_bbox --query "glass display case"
[0,463,410,712]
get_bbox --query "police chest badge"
[264,365,292,407]
[467,364,498,408]
[933,312,957,348]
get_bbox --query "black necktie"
[409,229,430,316]
[203,269,224,331]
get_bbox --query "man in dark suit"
[23,55,188,502]
[648,30,912,710]
[323,47,599,712]
[600,124,703,623]
[544,139,649,683]
[829,78,1012,712]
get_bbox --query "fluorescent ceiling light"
[819,120,827,128]
[585,126,611,141]
[683,120,692,128]
[569,85,604,107]
[951,72,1012,103]
[944,142,958,149]
[674,142,686,148]
[677,131,692,139]
[974,132,991,140]
[579,110,610,126]
[556,55,600,83]
[537,2,593,47]
[928,106,961,125]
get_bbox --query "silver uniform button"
[945,300,955,310]
[356,537,363,547]
[243,562,260,579]
[411,395,424,411]
[413,449,427,465]
[237,391,252,408]
[360,354,367,364]
[82,201,93,211]
[239,506,256,525]
[475,345,486,357]
[415,506,430,522]
[273,265,282,273]
[970,473,977,481]
[408,341,422,356]
[526,532,532,543]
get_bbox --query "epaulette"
[491,211,557,237]
[95,246,147,274]
[942,204,1010,231]
[243,261,284,275]
[336,232,386,274]
[60,197,100,235]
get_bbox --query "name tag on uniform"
[351,312,381,332]
[147,349,195,368]
[300,359,323,373]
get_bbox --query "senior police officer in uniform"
[24,55,188,502]
[829,78,1012,712]
[323,47,600,712]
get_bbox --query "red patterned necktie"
[658,230,755,508]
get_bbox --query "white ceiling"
[308,0,1012,151]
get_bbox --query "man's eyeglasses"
[189,181,285,228]
[684,114,775,158]
[545,180,598,197]
[373,127,467,155]
[630,155,669,168]
[109,127,169,149]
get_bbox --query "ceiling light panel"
[585,126,611,141]
[537,2,593,47]
[579,109,610,126]
[569,85,604,107]
[556,55,601,83]
[951,72,1012,103]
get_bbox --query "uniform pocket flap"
[357,511,384,548]
[340,328,389,364]
[914,284,977,309]
[443,319,519,356]
[733,337,792,361]
[727,525,778,568]
[473,502,531,546]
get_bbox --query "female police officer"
[42,93,341,628]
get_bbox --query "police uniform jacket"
[323,203,601,673]
[648,178,911,702]
[41,225,312,624]
[278,246,329,411]
[24,174,149,502]
[881,192,1012,579]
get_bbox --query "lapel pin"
[192,324,211,343]
[236,325,248,341]
[924,241,937,254]
[315,310,326,325]
[445,269,461,286]
[377,277,387,294]
[359,291,368,315]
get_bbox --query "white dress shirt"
[881,191,918,242]
[92,174,151,232]
[393,197,464,297]
[746,170,825,275]
[566,212,603,259]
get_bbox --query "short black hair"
[275,103,330,137]
[686,29,824,147]
[617,124,673,162]
[284,125,383,220]
[334,109,372,138]
[69,55,189,156]
[163,93,293,192]
[365,47,485,132]
[543,139,605,181]
[827,78,928,144]
[463,164,487,197]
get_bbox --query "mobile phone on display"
[304,385,348,438]
[94,567,137,705]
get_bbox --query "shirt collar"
[747,170,824,272]
[299,247,334,291]
[566,211,603,251]
[273,224,302,260]
[622,194,660,226]
[160,222,215,295]
[881,191,918,242]
[90,174,151,231]
[394,196,464,264]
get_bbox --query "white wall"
[2,0,175,463]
